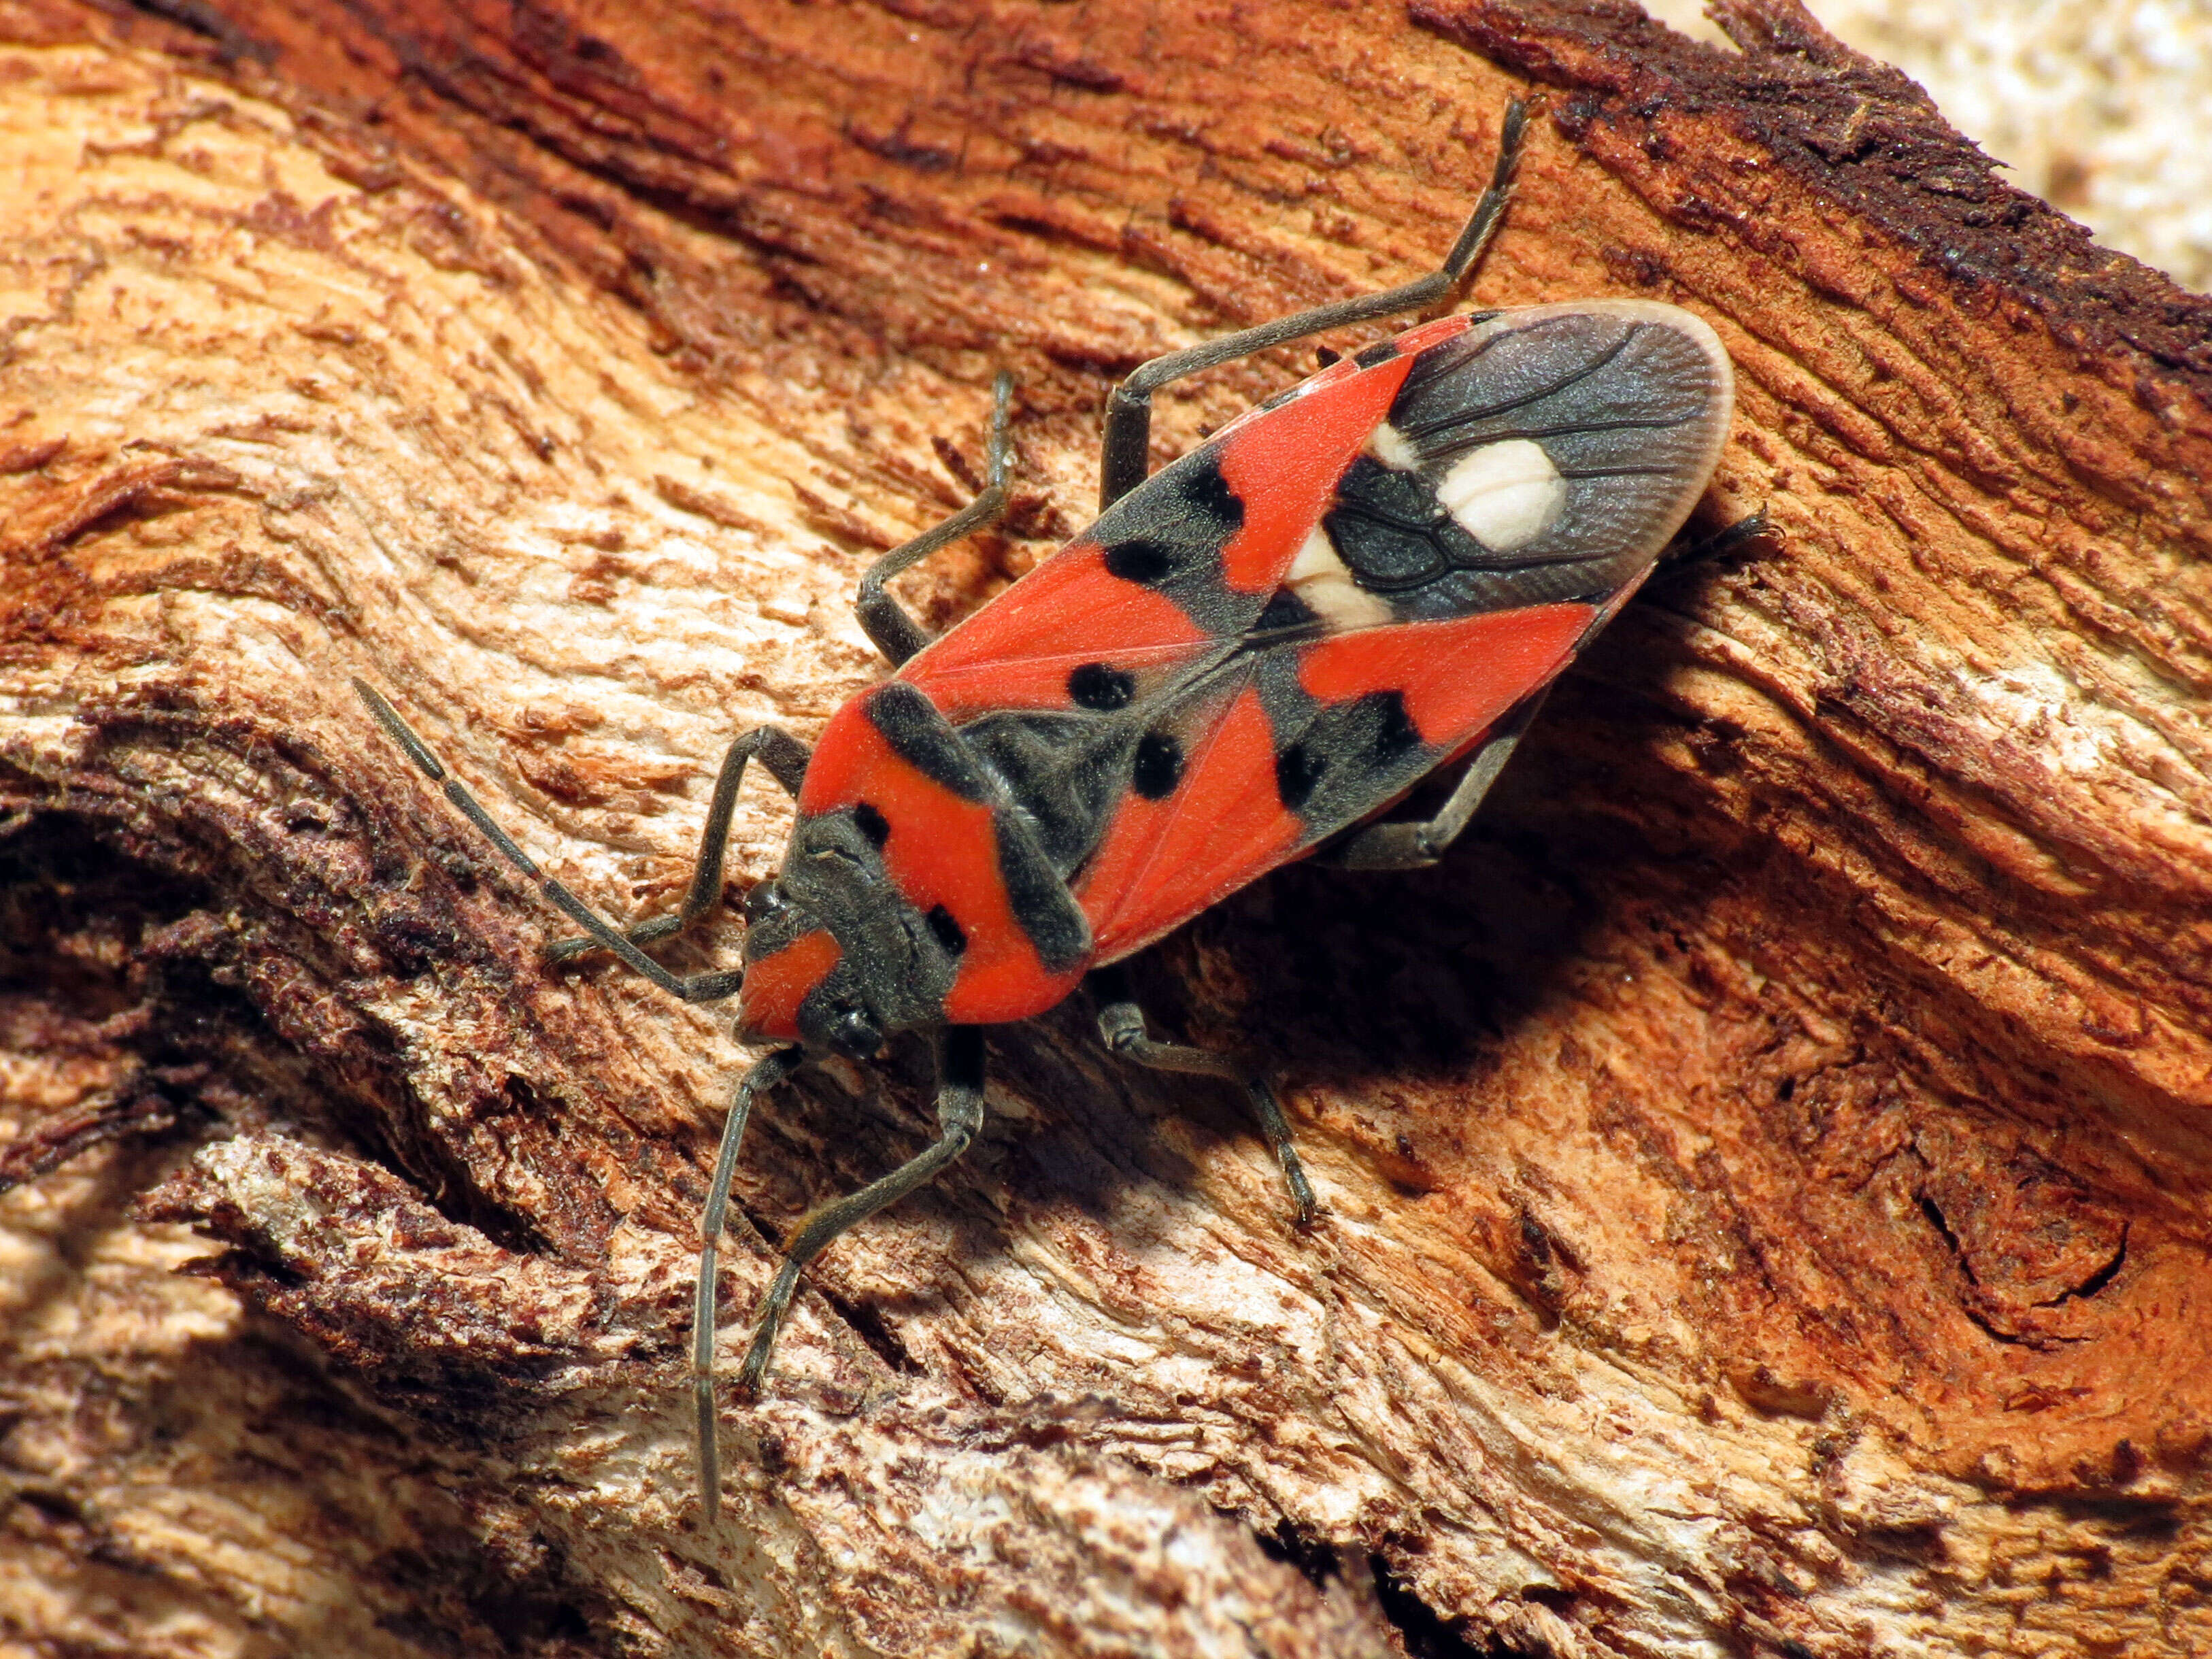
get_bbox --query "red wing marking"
[1297,603,1597,748]
[798,699,1081,1025]
[1075,682,1305,962]
[900,541,1215,720]
[734,928,841,1045]
[794,697,902,817]
[1214,353,1413,593]
[1388,314,1479,356]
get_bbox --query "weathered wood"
[3,0,2209,1654]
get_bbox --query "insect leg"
[352,678,745,1002]
[1098,99,1526,509]
[1322,691,1549,872]
[1658,507,1770,574]
[1091,965,1317,1225]
[695,1043,803,1524]
[732,1024,988,1397]
[546,724,810,962]
[855,371,1016,667]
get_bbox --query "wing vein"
[1398,329,1637,442]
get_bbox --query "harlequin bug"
[352,99,1741,1520]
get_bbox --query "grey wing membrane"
[962,301,1735,948]
[1303,299,1738,629]
[1217,299,1738,848]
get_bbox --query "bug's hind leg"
[1657,507,1771,575]
[855,371,1017,667]
[546,723,810,963]
[352,679,745,1003]
[1098,99,1527,509]
[1092,965,1317,1226]
[1322,692,1547,873]
[694,1042,803,1523]
[731,1026,988,1396]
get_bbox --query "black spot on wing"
[1275,743,1324,809]
[1083,445,1254,638]
[1094,450,1243,588]
[1254,586,1320,636]
[1133,731,1184,800]
[1354,339,1400,369]
[1104,540,1174,583]
[1068,663,1135,709]
[1256,667,1438,839]
[1371,691,1420,761]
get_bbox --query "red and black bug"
[353,100,1739,1518]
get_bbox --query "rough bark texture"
[3,1,2209,1655]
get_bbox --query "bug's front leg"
[693,1042,803,1524]
[854,371,1016,666]
[1091,965,1317,1226]
[728,1025,988,1393]
[545,722,809,963]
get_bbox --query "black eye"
[827,1004,885,1058]
[745,884,787,924]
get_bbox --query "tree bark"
[3,0,2209,1655]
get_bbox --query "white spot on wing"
[1363,421,1420,471]
[1437,437,1565,551]
[1284,525,1393,631]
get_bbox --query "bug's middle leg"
[1321,691,1549,873]
[731,1024,988,1397]
[1091,965,1317,1226]
[854,371,1017,667]
[1097,99,1526,509]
